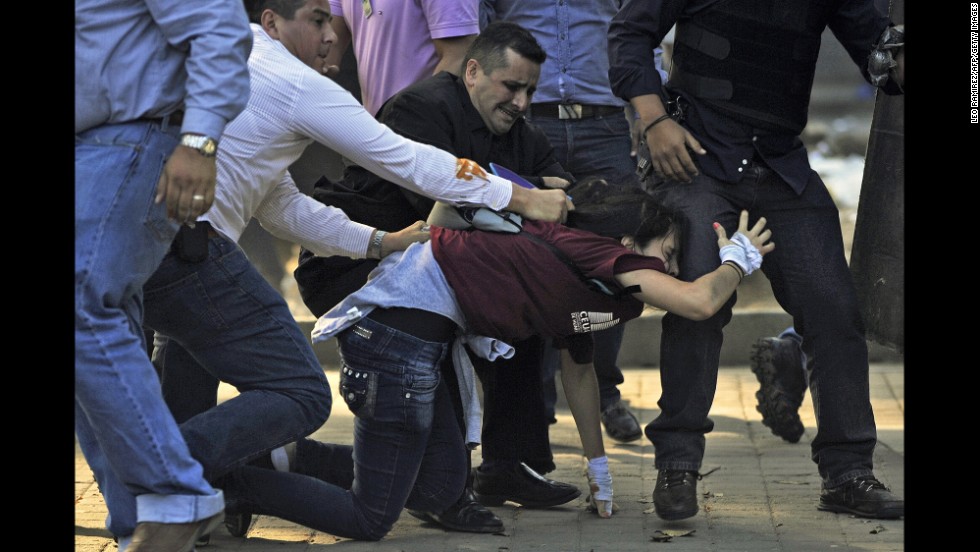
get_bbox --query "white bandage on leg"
[586,455,615,517]
[587,456,613,501]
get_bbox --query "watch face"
[181,135,217,157]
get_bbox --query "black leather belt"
[529,103,624,120]
[367,307,456,343]
[140,110,184,128]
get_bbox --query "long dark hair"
[565,175,684,256]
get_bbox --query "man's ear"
[260,9,280,39]
[463,59,480,86]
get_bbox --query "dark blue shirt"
[607,0,900,192]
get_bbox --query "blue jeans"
[224,317,466,540]
[75,119,223,537]
[647,165,877,488]
[528,111,636,182]
[528,112,637,416]
[153,332,221,424]
[144,235,333,471]
[90,234,334,536]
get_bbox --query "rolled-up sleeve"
[147,0,253,139]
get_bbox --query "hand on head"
[510,186,574,224]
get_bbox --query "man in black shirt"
[296,21,581,531]
[607,0,905,521]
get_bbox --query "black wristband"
[721,260,745,283]
[642,114,673,137]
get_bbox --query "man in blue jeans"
[74,0,252,549]
[480,0,669,443]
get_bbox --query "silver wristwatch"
[179,134,218,157]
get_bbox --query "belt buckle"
[558,104,583,120]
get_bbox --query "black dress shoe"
[601,400,642,443]
[818,476,904,519]
[750,336,807,443]
[223,510,252,538]
[223,499,253,538]
[407,488,504,533]
[473,462,581,508]
[653,469,700,520]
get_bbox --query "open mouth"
[498,106,520,119]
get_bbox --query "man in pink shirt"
[326,0,479,116]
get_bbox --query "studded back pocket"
[340,363,378,420]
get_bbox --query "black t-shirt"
[296,72,571,316]
[363,71,571,216]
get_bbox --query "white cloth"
[203,24,514,256]
[718,232,763,275]
[451,335,515,448]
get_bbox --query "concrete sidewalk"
[75,362,905,552]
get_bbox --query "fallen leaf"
[651,529,696,542]
[773,480,810,485]
[870,525,886,534]
[643,507,657,514]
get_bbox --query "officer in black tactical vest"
[608,0,904,521]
